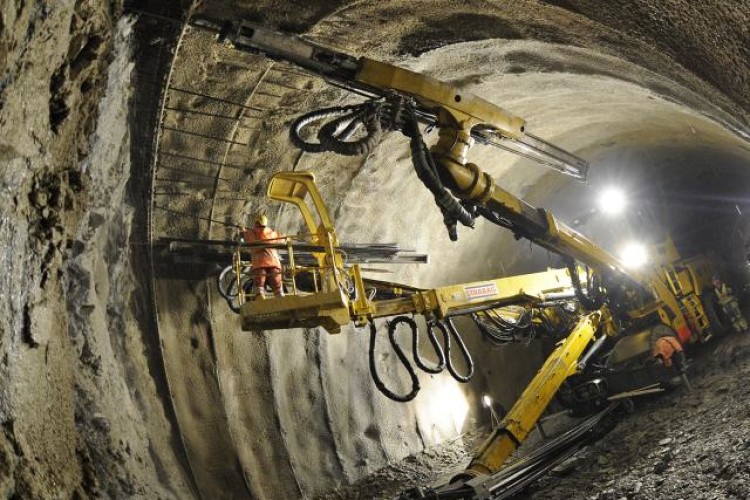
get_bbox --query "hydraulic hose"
[367,316,475,402]
[474,312,519,344]
[566,259,605,311]
[317,105,382,156]
[290,106,351,153]
[368,319,420,402]
[290,102,384,156]
[443,318,475,382]
[418,320,447,374]
[403,110,474,240]
[471,307,539,345]
[289,97,475,240]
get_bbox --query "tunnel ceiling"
[137,1,750,498]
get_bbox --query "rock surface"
[1,0,750,498]
[0,2,193,497]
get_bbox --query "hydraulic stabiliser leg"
[461,309,604,478]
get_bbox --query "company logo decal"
[464,283,498,300]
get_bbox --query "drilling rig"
[190,18,738,499]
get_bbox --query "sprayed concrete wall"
[145,2,750,498]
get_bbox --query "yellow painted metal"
[664,265,685,296]
[356,59,526,139]
[432,269,571,315]
[627,301,665,321]
[684,255,714,293]
[426,108,698,342]
[430,121,627,275]
[365,268,573,321]
[240,235,577,333]
[651,237,682,264]
[239,172,354,333]
[467,308,605,476]
[636,266,691,338]
[240,291,350,334]
[266,171,344,292]
[650,237,713,339]
[351,264,375,323]
[247,173,582,333]
[607,329,652,366]
[233,242,247,306]
[682,293,709,338]
[267,171,336,239]
[234,54,736,486]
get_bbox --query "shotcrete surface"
[148,1,750,497]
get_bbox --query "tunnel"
[1,1,750,499]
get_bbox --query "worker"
[651,335,685,369]
[712,276,748,333]
[242,214,285,299]
[651,334,692,390]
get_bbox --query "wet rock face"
[0,2,192,498]
[0,1,119,496]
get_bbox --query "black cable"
[443,318,474,382]
[317,104,382,156]
[402,107,474,240]
[418,321,447,374]
[368,320,420,402]
[472,315,497,342]
[566,258,605,311]
[471,306,549,345]
[473,312,512,344]
[289,105,364,153]
[367,316,476,402]
[216,265,243,314]
[289,97,475,240]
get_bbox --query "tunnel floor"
[318,329,750,500]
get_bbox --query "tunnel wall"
[146,2,750,496]
[0,3,194,497]
[2,0,749,498]
[145,4,740,498]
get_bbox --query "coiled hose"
[289,96,476,241]
[318,106,382,156]
[290,104,383,156]
[368,316,475,402]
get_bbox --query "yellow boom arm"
[201,21,708,484]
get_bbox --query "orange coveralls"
[651,336,684,368]
[242,226,284,296]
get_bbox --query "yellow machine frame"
[239,172,621,473]
[243,173,581,333]
[218,23,725,484]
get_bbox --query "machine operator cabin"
[2,1,749,499]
